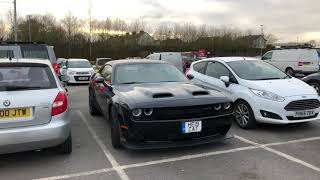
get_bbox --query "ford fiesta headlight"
[250,89,285,102]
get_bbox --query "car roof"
[67,58,89,62]
[198,57,258,63]
[97,58,112,60]
[0,58,52,65]
[107,59,167,66]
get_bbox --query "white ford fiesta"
[187,57,320,129]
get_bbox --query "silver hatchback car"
[0,59,72,154]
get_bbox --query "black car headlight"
[214,104,222,110]
[132,109,142,117]
[144,108,153,116]
[223,102,231,110]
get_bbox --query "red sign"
[198,48,206,57]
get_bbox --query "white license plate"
[182,121,202,134]
[294,110,315,118]
[78,77,89,80]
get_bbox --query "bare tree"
[154,22,172,40]
[61,11,81,57]
[265,34,278,45]
[0,19,7,40]
[130,19,146,32]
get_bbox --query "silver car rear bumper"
[0,110,71,154]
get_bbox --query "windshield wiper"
[257,78,281,80]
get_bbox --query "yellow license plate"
[0,108,31,119]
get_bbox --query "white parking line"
[235,135,320,173]
[35,134,320,180]
[35,168,114,180]
[77,111,130,180]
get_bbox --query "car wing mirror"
[95,77,105,83]
[220,76,230,87]
[187,74,194,80]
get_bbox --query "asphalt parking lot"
[1,85,320,180]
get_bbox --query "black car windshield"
[97,59,111,66]
[0,63,57,91]
[67,61,91,68]
[227,60,289,80]
[115,63,187,84]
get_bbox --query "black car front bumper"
[120,113,234,150]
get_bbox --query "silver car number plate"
[294,110,315,118]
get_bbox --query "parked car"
[0,58,71,154]
[0,42,59,74]
[302,72,320,95]
[146,52,185,73]
[95,58,112,70]
[88,59,233,149]
[262,48,320,76]
[187,57,320,129]
[63,59,95,84]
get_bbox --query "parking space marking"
[121,146,257,169]
[35,135,320,180]
[235,135,320,173]
[78,111,130,180]
[35,168,114,180]
[264,136,320,147]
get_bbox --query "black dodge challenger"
[89,60,234,149]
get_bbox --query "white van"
[262,49,320,76]
[146,52,185,72]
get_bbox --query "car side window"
[101,65,112,82]
[206,62,231,79]
[262,51,273,60]
[0,50,14,58]
[193,62,207,74]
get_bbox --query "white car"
[262,48,320,76]
[187,57,320,129]
[0,59,71,154]
[146,52,185,73]
[63,59,95,84]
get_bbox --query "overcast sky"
[1,0,319,42]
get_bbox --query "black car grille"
[76,71,90,75]
[284,99,320,111]
[134,103,233,121]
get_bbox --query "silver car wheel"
[235,104,250,127]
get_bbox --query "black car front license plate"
[182,121,202,134]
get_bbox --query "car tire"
[308,81,320,96]
[54,133,72,155]
[218,125,231,135]
[285,67,295,76]
[110,108,121,149]
[89,91,100,116]
[234,101,256,129]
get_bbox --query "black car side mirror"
[187,74,194,80]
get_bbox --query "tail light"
[52,91,68,116]
[53,63,59,74]
[298,61,303,66]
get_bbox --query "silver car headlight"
[250,89,285,102]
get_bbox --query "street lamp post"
[27,15,31,42]
[13,0,17,41]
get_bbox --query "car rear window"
[0,63,57,91]
[20,45,49,60]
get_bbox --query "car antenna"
[9,56,12,61]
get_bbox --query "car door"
[203,61,236,96]
[95,65,113,116]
